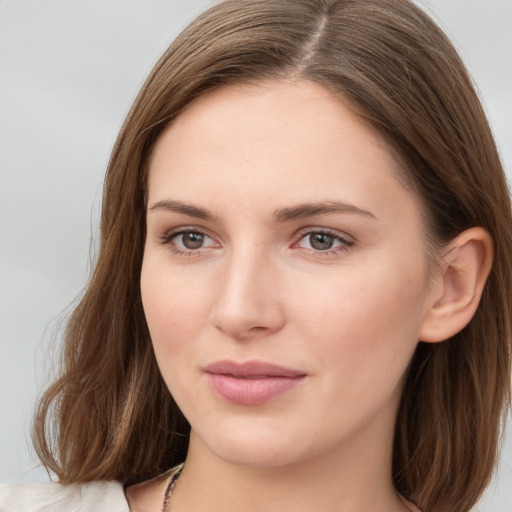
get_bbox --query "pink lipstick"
[202,360,306,406]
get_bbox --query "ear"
[419,227,493,343]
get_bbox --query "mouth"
[202,360,307,406]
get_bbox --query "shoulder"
[0,480,129,512]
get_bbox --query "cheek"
[140,259,215,411]
[289,253,429,377]
[140,258,213,350]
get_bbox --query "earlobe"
[420,227,493,343]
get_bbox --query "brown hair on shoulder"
[33,1,512,511]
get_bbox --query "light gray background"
[1,1,511,510]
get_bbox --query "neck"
[171,424,408,512]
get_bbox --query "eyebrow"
[272,201,375,223]
[148,199,219,221]
[148,199,375,222]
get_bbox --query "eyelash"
[159,227,354,258]
[294,228,354,257]
[160,228,218,257]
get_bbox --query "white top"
[0,480,130,511]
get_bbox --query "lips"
[202,360,307,406]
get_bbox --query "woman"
[1,1,511,511]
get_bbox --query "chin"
[216,442,306,469]
[190,420,320,470]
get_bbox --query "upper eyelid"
[161,225,214,239]
[296,226,355,242]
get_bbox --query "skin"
[132,79,445,512]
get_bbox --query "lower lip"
[206,374,305,406]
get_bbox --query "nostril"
[248,326,267,332]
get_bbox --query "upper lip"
[202,360,306,378]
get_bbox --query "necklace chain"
[161,465,183,512]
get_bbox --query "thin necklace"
[161,465,183,512]
[398,493,417,512]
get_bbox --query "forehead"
[147,79,420,223]
[153,79,389,165]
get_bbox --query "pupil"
[183,232,204,249]
[310,233,334,250]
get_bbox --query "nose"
[209,248,286,341]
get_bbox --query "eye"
[296,229,353,253]
[161,228,219,254]
[177,231,208,250]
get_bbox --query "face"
[141,79,436,469]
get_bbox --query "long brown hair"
[34,1,512,510]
